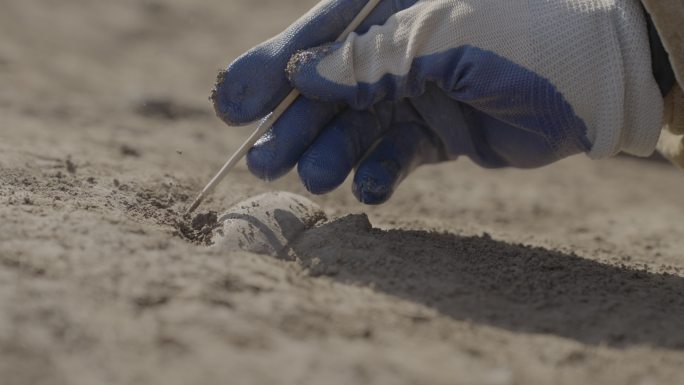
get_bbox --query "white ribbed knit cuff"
[586,0,663,158]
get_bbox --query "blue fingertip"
[352,118,437,205]
[212,50,293,126]
[298,155,351,195]
[352,161,400,204]
[353,139,404,205]
[246,129,291,181]
[297,127,355,194]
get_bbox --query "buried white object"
[211,191,326,257]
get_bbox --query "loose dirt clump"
[65,156,77,174]
[120,145,141,157]
[177,211,219,245]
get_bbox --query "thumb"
[287,2,444,110]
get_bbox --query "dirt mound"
[177,211,220,245]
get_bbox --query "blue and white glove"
[213,0,663,204]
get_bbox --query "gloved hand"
[213,0,663,204]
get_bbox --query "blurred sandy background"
[1,0,684,384]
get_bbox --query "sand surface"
[2,1,684,384]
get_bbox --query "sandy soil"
[2,1,684,384]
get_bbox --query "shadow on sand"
[280,213,684,350]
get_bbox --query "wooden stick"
[187,0,382,215]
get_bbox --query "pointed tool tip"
[186,195,203,216]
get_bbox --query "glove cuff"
[587,1,663,159]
